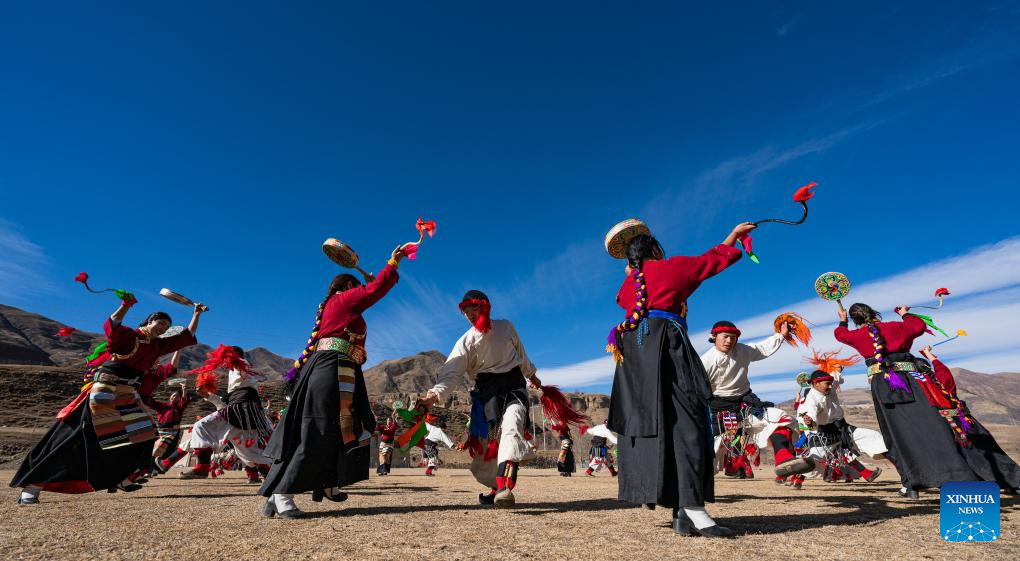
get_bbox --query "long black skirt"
[260,350,374,496]
[558,449,576,474]
[872,371,1020,489]
[609,317,714,508]
[9,401,152,493]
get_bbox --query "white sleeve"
[437,428,455,449]
[746,334,784,361]
[507,321,537,378]
[797,394,819,422]
[430,335,471,401]
[205,394,226,410]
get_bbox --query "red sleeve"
[152,363,177,385]
[931,359,957,395]
[679,244,742,286]
[148,399,175,415]
[341,263,400,314]
[834,325,853,345]
[901,314,928,338]
[156,329,198,356]
[103,317,135,347]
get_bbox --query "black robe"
[259,350,375,496]
[872,354,1020,490]
[10,363,153,494]
[608,317,714,508]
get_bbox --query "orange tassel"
[774,313,812,347]
[805,349,861,374]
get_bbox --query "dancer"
[605,219,755,537]
[376,414,398,476]
[177,346,279,484]
[260,245,406,519]
[11,298,204,504]
[423,416,455,476]
[554,423,576,477]
[834,303,1020,498]
[422,290,540,508]
[797,369,885,484]
[917,345,1020,493]
[701,320,787,478]
[584,423,618,477]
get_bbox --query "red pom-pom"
[793,181,817,202]
[935,287,950,297]
[56,327,76,337]
[74,272,89,283]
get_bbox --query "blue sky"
[2,2,1019,399]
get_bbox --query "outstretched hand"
[837,307,848,323]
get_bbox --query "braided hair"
[605,235,664,361]
[285,274,360,383]
[850,303,911,393]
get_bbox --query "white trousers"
[470,403,532,488]
[189,412,272,467]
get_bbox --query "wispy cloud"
[776,16,800,37]
[0,218,54,301]
[364,274,467,363]
[539,236,1020,399]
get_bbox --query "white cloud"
[539,236,1020,400]
[0,218,54,301]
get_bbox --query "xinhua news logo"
[940,481,1000,542]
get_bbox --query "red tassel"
[579,425,590,436]
[540,385,588,427]
[523,429,533,440]
[196,371,219,395]
[484,438,499,461]
[189,344,255,379]
[464,435,484,458]
[56,327,76,337]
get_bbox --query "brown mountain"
[778,370,1020,426]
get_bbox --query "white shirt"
[204,368,281,409]
[425,424,455,448]
[226,368,281,393]
[585,424,618,445]
[430,319,536,400]
[797,372,845,426]
[700,334,784,398]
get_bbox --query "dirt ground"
[2,467,1018,561]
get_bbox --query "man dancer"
[423,415,455,476]
[422,290,540,508]
[584,423,618,476]
[701,320,787,477]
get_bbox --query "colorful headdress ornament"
[459,290,492,334]
[808,370,834,384]
[604,219,654,362]
[805,349,861,374]
[773,312,812,347]
[710,321,741,340]
[189,344,255,395]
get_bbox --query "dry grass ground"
[2,467,1018,561]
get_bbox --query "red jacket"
[833,314,928,358]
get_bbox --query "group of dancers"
[9,219,1020,539]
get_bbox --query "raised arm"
[343,249,405,314]
[746,333,785,361]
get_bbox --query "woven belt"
[315,337,367,365]
[867,361,917,376]
[93,372,141,387]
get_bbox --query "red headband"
[458,299,492,333]
[811,374,834,384]
[711,325,741,337]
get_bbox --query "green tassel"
[913,313,950,338]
